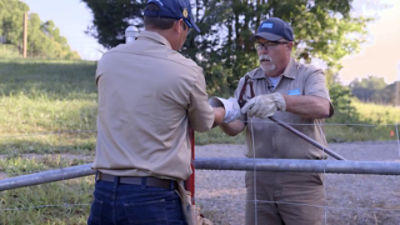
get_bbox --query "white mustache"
[259,55,272,62]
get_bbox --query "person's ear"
[286,41,293,50]
[172,19,181,33]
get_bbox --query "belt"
[96,172,177,189]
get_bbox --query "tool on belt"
[238,75,346,160]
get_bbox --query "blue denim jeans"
[87,178,187,225]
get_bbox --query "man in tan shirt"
[220,17,333,225]
[87,0,229,224]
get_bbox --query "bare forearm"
[283,95,331,119]
[212,107,225,127]
[220,120,245,136]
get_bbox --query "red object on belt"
[185,128,195,204]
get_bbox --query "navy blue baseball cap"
[254,17,294,41]
[144,0,200,33]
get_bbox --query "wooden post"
[23,12,28,58]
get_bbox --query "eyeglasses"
[254,41,289,51]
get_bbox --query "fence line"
[0,122,399,139]
[1,158,400,191]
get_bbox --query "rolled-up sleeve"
[188,73,214,132]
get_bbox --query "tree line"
[0,0,80,59]
[82,0,375,120]
[350,76,400,106]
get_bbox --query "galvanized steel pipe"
[194,158,400,175]
[1,158,400,191]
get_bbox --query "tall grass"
[0,156,93,225]
[325,98,400,142]
[0,44,22,59]
[0,59,97,154]
[1,58,400,224]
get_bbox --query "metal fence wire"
[0,121,400,225]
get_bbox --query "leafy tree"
[349,76,387,102]
[82,0,146,49]
[0,0,79,59]
[327,83,359,123]
[0,0,28,47]
[83,0,370,96]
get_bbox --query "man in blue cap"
[87,0,231,224]
[220,17,334,225]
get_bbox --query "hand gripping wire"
[238,75,346,160]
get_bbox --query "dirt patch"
[1,142,399,224]
[195,142,400,225]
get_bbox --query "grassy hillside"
[0,59,97,155]
[0,58,399,224]
[0,58,399,155]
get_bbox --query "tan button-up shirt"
[235,58,332,160]
[92,31,214,180]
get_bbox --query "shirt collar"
[137,30,172,50]
[281,58,296,79]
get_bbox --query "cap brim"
[254,32,282,41]
[189,19,200,33]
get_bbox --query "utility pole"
[23,12,28,58]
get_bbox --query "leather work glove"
[208,97,241,123]
[241,93,286,119]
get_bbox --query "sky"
[22,0,106,61]
[22,0,400,85]
[339,0,400,85]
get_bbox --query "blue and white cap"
[255,17,294,41]
[144,0,200,33]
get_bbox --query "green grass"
[0,59,98,154]
[352,99,400,124]
[0,57,400,223]
[0,156,93,225]
[325,98,400,142]
[0,58,244,154]
[1,57,399,151]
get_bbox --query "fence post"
[23,12,28,58]
[125,25,138,43]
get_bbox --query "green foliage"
[325,88,400,143]
[81,0,146,49]
[328,83,360,124]
[0,44,21,58]
[350,75,387,101]
[349,76,400,105]
[83,0,370,96]
[0,0,28,47]
[352,99,400,124]
[0,0,80,59]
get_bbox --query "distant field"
[0,58,399,155]
[0,58,400,224]
[325,99,400,142]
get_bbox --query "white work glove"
[241,93,286,119]
[208,97,241,123]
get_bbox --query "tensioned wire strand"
[249,117,258,225]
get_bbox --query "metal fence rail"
[1,158,400,191]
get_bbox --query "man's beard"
[259,54,276,72]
